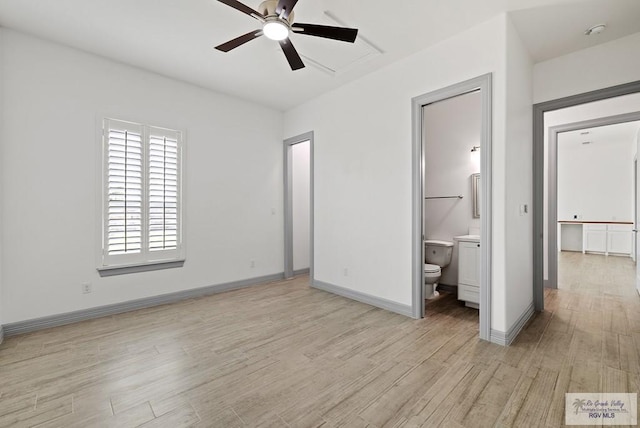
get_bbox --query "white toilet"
[424,240,454,299]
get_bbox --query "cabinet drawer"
[584,224,606,231]
[458,284,479,304]
[608,224,632,232]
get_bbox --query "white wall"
[534,32,640,104]
[292,140,310,271]
[558,136,634,222]
[504,18,534,331]
[423,91,481,286]
[284,14,528,334]
[0,30,284,324]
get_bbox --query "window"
[100,118,184,271]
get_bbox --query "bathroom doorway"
[411,74,493,341]
[283,132,314,280]
[422,91,481,300]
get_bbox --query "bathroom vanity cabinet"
[454,236,480,309]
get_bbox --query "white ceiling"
[0,0,638,110]
[559,121,640,147]
[509,0,640,62]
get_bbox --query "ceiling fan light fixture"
[263,20,289,41]
[214,0,359,71]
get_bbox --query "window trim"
[97,117,186,273]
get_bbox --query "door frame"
[634,156,638,263]
[533,80,640,310]
[411,73,493,342]
[283,131,314,279]
[547,112,640,289]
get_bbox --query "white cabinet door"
[608,228,633,255]
[584,225,607,253]
[458,242,480,287]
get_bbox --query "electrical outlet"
[343,268,348,276]
[81,282,92,294]
[250,260,255,268]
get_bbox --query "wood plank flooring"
[0,270,639,427]
[558,251,637,297]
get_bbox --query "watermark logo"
[566,393,637,425]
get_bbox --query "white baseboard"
[2,273,285,337]
[490,302,535,346]
[312,280,413,317]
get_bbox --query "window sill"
[97,259,185,277]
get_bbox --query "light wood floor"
[558,251,638,297]
[0,275,639,427]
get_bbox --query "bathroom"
[422,89,482,310]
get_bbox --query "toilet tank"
[424,240,454,268]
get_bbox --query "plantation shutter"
[148,128,180,252]
[106,121,143,256]
[101,119,183,269]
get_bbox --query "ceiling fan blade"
[275,0,299,19]
[215,30,263,52]
[217,0,264,19]
[279,39,305,71]
[292,23,358,43]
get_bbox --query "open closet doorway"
[411,74,493,341]
[284,132,314,280]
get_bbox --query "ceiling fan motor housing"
[259,0,294,23]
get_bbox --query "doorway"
[283,132,314,279]
[533,80,640,309]
[551,117,640,296]
[411,74,492,341]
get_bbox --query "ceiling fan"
[215,0,359,71]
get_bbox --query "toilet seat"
[424,264,440,274]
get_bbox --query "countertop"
[454,234,480,243]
